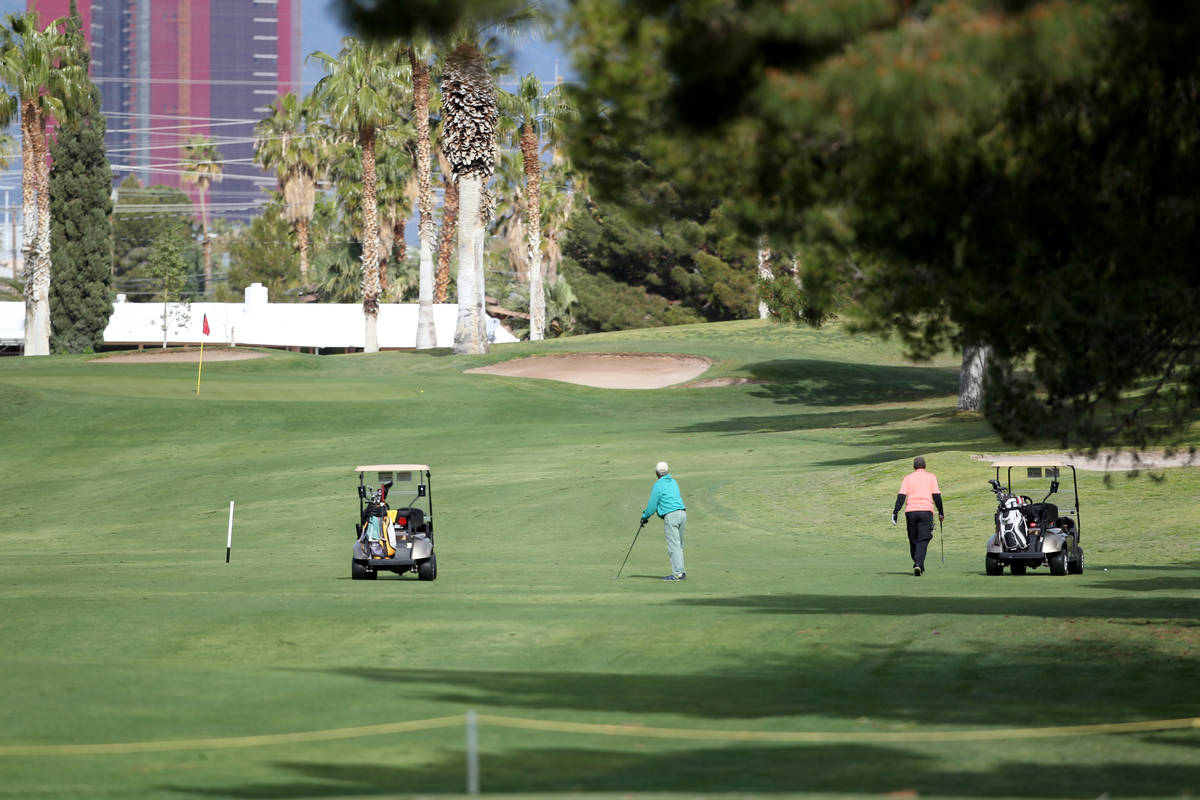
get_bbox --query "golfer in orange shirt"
[892,456,945,576]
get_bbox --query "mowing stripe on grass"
[2,714,1197,755]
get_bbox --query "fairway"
[0,320,1196,800]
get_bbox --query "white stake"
[225,501,235,563]
[466,710,479,795]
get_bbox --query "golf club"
[939,515,945,564]
[611,519,647,580]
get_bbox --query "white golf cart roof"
[990,458,1074,468]
[355,464,430,472]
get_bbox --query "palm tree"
[491,146,529,283]
[441,40,499,354]
[254,93,323,288]
[498,73,576,340]
[374,127,416,300]
[409,40,438,348]
[312,38,409,353]
[539,160,576,284]
[498,73,545,339]
[0,12,80,356]
[180,137,223,297]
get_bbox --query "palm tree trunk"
[452,173,487,354]
[378,210,392,298]
[29,123,52,356]
[521,123,545,341]
[20,108,43,356]
[296,217,310,287]
[475,189,489,347]
[394,217,406,264]
[435,166,458,304]
[959,343,991,411]
[412,47,437,349]
[757,238,773,319]
[360,131,381,353]
[199,183,212,297]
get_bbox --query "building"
[30,0,301,213]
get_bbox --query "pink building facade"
[30,0,300,211]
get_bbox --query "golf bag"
[362,500,394,559]
[989,479,1029,551]
[998,496,1029,551]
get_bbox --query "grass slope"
[0,320,1196,800]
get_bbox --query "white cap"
[655,461,669,476]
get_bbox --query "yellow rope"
[476,714,1200,743]
[1,713,1196,756]
[0,715,464,756]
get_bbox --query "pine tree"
[49,2,113,354]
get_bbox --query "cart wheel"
[352,561,376,581]
[985,555,1004,576]
[1010,561,1027,576]
[418,553,437,581]
[1068,547,1084,575]
[1048,549,1068,576]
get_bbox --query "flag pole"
[196,339,204,394]
[196,313,210,395]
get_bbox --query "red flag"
[202,314,210,336]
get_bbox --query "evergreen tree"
[147,230,191,348]
[49,1,113,353]
[562,0,1200,451]
[563,171,759,325]
[225,201,300,298]
[112,174,199,301]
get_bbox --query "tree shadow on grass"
[167,741,1200,798]
[669,359,970,439]
[304,635,1196,729]
[1092,576,1200,592]
[670,405,944,436]
[672,592,1200,622]
[741,359,959,407]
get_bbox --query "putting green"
[0,319,1196,800]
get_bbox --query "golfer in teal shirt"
[641,461,687,581]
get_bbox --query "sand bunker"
[92,347,268,364]
[465,352,712,389]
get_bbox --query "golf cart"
[984,459,1084,576]
[352,464,437,581]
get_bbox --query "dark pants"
[906,511,934,569]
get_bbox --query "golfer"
[641,461,687,581]
[892,456,944,576]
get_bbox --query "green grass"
[0,319,1197,800]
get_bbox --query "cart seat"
[1021,502,1058,530]
[392,507,426,533]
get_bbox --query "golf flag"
[196,315,209,395]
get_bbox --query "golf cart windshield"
[355,464,432,516]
